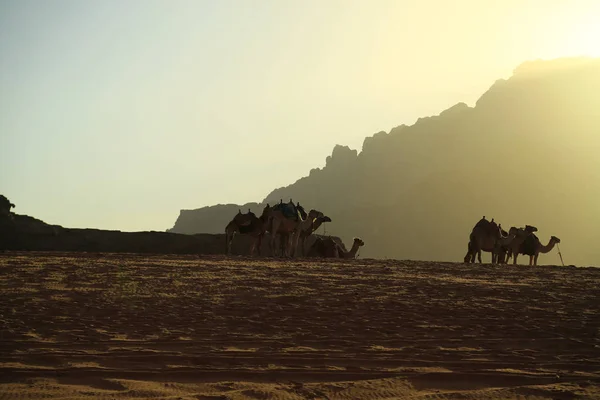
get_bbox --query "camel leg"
[281,233,289,257]
[477,249,482,264]
[534,254,539,266]
[250,233,263,257]
[270,221,280,257]
[288,230,299,258]
[466,242,478,263]
[225,229,235,255]
[298,235,306,257]
[513,253,518,265]
[262,233,271,256]
[286,232,296,258]
[464,242,472,263]
[277,234,283,257]
[529,255,534,266]
[256,235,262,256]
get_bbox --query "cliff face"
[170,57,600,266]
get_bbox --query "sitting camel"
[307,237,364,259]
[514,233,561,266]
[464,216,503,263]
[224,206,269,256]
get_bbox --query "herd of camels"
[464,216,561,266]
[225,199,364,258]
[226,203,561,265]
[2,194,561,264]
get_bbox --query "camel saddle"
[473,217,499,236]
[520,234,538,256]
[273,202,299,221]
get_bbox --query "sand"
[0,252,599,399]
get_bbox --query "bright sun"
[556,14,600,58]
[567,26,600,57]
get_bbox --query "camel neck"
[539,239,557,253]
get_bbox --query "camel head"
[525,225,538,233]
[307,209,324,220]
[508,226,528,237]
[550,236,561,243]
[353,237,365,247]
[307,210,332,224]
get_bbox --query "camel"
[505,225,539,265]
[493,227,533,263]
[295,211,332,256]
[274,212,332,257]
[514,234,561,266]
[307,237,364,259]
[464,216,503,263]
[224,206,269,256]
[266,200,309,257]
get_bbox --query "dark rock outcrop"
[1,211,341,257]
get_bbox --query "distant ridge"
[170,57,600,266]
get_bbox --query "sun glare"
[560,19,600,57]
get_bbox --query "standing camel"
[493,227,535,263]
[225,206,269,256]
[464,217,503,263]
[267,200,308,257]
[274,211,331,257]
[505,225,539,265]
[514,234,561,266]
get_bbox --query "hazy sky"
[2,0,599,231]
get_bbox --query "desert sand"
[0,251,599,399]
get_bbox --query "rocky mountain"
[170,57,600,266]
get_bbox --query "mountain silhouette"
[170,57,600,266]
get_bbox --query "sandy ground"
[0,252,599,399]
